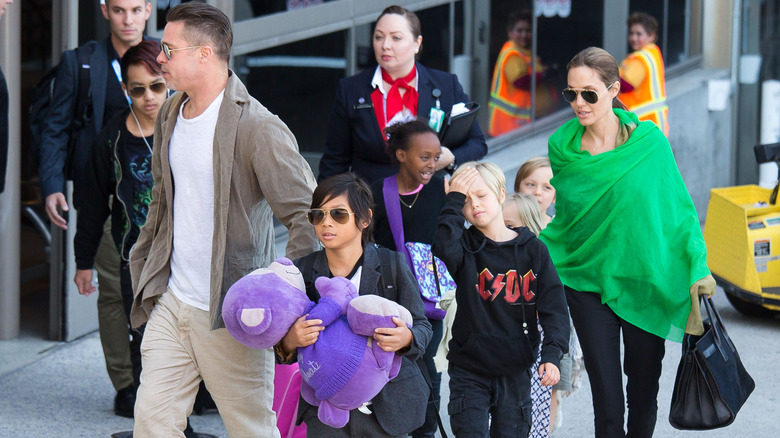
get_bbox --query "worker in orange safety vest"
[488,10,555,137]
[619,12,669,136]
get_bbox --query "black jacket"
[74,110,153,269]
[318,64,487,183]
[432,192,569,376]
[38,36,157,205]
[293,244,432,436]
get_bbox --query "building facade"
[0,0,776,340]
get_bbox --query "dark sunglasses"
[561,83,615,104]
[160,42,205,60]
[307,208,355,226]
[128,82,167,99]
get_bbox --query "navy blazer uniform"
[318,64,487,183]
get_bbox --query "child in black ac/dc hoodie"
[432,161,569,437]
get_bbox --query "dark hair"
[376,5,422,40]
[121,39,162,85]
[506,9,532,32]
[166,2,232,62]
[311,173,374,246]
[105,0,150,6]
[567,47,628,110]
[628,12,658,37]
[384,120,438,164]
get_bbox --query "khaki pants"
[95,218,133,392]
[134,291,280,438]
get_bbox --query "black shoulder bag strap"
[72,42,95,131]
[376,244,396,297]
[64,43,95,178]
[301,253,318,300]
[376,244,448,438]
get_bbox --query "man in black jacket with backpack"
[36,0,151,418]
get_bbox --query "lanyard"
[112,59,132,105]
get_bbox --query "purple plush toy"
[221,257,413,428]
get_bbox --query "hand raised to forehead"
[445,167,479,195]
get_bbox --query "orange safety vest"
[619,44,669,136]
[488,41,532,137]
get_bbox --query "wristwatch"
[446,159,457,173]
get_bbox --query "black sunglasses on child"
[128,82,167,99]
[307,208,355,226]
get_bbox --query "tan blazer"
[129,71,320,329]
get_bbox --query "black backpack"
[29,41,96,174]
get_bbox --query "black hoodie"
[432,192,569,376]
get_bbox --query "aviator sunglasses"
[561,83,615,104]
[127,82,167,99]
[160,42,205,60]
[307,208,356,226]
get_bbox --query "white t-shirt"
[167,91,225,311]
[349,266,362,292]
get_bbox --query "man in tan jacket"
[128,3,319,436]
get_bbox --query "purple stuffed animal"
[222,257,413,428]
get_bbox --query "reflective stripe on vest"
[489,42,532,118]
[631,99,668,119]
[489,96,531,117]
[620,44,666,117]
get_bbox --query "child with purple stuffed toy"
[277,173,433,437]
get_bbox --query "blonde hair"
[452,161,506,201]
[514,156,551,193]
[504,193,543,236]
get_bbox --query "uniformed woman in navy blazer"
[318,5,487,183]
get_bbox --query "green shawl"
[540,109,709,342]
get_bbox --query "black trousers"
[565,287,665,438]
[448,363,532,438]
[411,318,444,438]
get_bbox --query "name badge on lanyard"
[428,88,445,133]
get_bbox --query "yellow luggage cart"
[703,185,780,316]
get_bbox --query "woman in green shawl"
[539,47,715,437]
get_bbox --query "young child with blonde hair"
[503,192,543,236]
[433,161,569,436]
[514,156,581,436]
[515,156,555,227]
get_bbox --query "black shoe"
[114,385,136,418]
[184,419,218,438]
[192,381,218,415]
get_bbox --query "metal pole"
[0,0,21,340]
[663,0,669,64]
[449,0,455,62]
[729,0,742,185]
[684,0,691,61]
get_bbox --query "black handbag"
[669,296,755,430]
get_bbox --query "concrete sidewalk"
[0,289,772,437]
[0,333,228,437]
